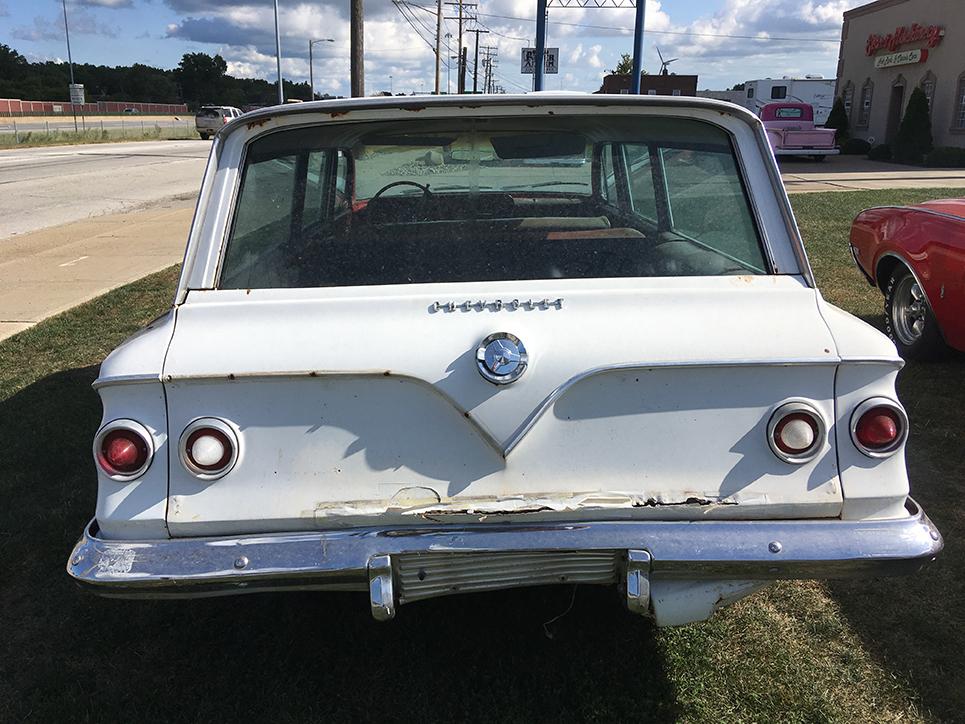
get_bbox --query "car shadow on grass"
[826,356,965,722]
[0,366,679,723]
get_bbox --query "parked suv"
[195,105,241,140]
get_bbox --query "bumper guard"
[68,498,942,620]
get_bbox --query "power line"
[474,12,840,43]
[392,0,439,53]
[405,3,840,44]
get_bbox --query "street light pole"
[273,0,284,104]
[61,0,78,132]
[308,38,335,101]
[630,0,646,94]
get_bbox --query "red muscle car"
[850,198,965,359]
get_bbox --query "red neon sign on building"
[866,23,944,56]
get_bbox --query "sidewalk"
[780,155,965,193]
[0,198,193,341]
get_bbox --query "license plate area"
[367,549,651,620]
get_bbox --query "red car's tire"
[884,266,945,360]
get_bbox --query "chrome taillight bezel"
[850,397,909,458]
[178,417,240,480]
[93,418,155,482]
[766,400,827,465]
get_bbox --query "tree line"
[0,44,329,109]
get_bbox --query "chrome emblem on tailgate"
[476,332,528,385]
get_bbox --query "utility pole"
[533,0,547,91]
[479,45,497,94]
[468,28,489,93]
[434,0,442,94]
[630,0,646,94]
[273,0,284,104]
[445,33,453,93]
[444,1,476,94]
[350,0,364,97]
[61,0,78,131]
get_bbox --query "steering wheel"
[368,180,434,222]
[370,180,433,201]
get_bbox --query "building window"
[920,71,936,113]
[771,85,787,99]
[956,74,965,129]
[858,79,874,127]
[672,89,681,96]
[842,82,854,120]
[747,87,755,99]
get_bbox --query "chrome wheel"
[891,274,927,345]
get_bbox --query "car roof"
[226,92,761,130]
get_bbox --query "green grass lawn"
[0,124,199,149]
[0,189,961,722]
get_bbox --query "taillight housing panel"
[766,401,827,464]
[851,398,908,458]
[179,417,240,480]
[93,419,155,481]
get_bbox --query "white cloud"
[587,44,603,69]
[158,0,861,96]
[78,0,134,8]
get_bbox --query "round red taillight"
[767,402,826,464]
[94,421,153,480]
[852,400,907,457]
[179,419,239,479]
[855,408,899,447]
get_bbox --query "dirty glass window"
[660,147,763,270]
[599,144,618,203]
[229,154,296,241]
[775,107,804,119]
[624,144,657,222]
[219,115,768,289]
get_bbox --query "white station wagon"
[68,95,942,625]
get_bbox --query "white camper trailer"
[743,77,836,125]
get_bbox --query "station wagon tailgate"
[161,276,845,536]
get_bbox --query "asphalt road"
[0,139,209,238]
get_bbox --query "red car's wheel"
[884,266,945,360]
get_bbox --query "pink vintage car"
[761,103,838,160]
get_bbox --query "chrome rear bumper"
[68,498,942,620]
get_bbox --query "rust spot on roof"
[246,117,270,129]
[328,110,349,118]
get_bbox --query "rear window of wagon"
[219,114,768,289]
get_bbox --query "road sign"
[521,47,559,74]
[69,83,85,105]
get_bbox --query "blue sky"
[1,0,862,97]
